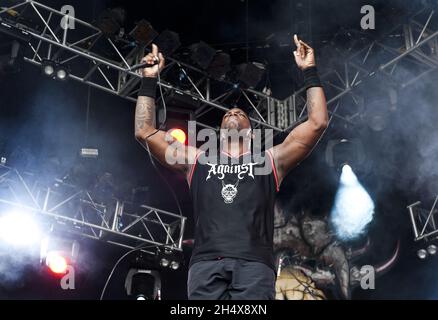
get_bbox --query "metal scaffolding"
[1,1,437,133]
[0,163,186,255]
[287,7,438,130]
[407,196,438,242]
[0,0,288,132]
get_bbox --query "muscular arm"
[135,95,156,132]
[269,36,328,186]
[134,45,198,181]
[134,94,198,180]
[269,87,328,185]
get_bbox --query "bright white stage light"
[417,249,428,260]
[0,211,41,247]
[427,244,437,256]
[330,165,375,240]
[170,261,180,270]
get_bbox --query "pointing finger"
[152,43,159,57]
[293,34,301,49]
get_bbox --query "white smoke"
[331,165,375,240]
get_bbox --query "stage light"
[207,52,231,80]
[170,261,180,270]
[46,251,69,274]
[362,92,397,132]
[44,64,54,76]
[95,7,126,37]
[325,138,366,170]
[169,128,187,144]
[0,211,41,247]
[80,148,99,158]
[40,236,79,275]
[125,269,161,300]
[418,249,428,260]
[330,164,375,240]
[154,30,181,56]
[56,66,68,81]
[41,60,69,81]
[130,19,158,45]
[42,60,55,76]
[427,244,437,256]
[158,250,183,271]
[189,41,216,70]
[367,112,388,132]
[235,62,266,89]
[160,258,170,268]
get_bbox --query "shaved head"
[221,108,251,131]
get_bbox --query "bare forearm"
[306,87,328,130]
[135,96,156,139]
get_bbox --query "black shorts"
[187,258,276,300]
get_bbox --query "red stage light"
[46,251,69,274]
[169,128,187,144]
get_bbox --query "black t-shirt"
[188,150,280,272]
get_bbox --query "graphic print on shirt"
[221,179,240,204]
[205,162,259,204]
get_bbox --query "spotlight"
[41,60,69,81]
[95,7,126,37]
[207,52,231,80]
[235,62,266,89]
[130,19,158,45]
[125,269,161,300]
[80,148,99,158]
[427,244,437,256]
[46,251,69,274]
[42,59,55,77]
[189,41,216,70]
[325,138,365,170]
[417,249,428,260]
[40,236,79,275]
[160,258,170,268]
[362,94,396,132]
[158,250,183,270]
[56,66,69,81]
[367,111,388,132]
[154,30,181,56]
[170,261,180,270]
[0,211,41,247]
[169,128,187,145]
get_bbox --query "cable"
[141,69,183,216]
[142,71,167,140]
[100,60,184,301]
[99,244,156,300]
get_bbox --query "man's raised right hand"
[141,44,165,78]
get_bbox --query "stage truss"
[0,163,186,255]
[1,2,437,132]
[408,196,438,242]
[288,7,438,130]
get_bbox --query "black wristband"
[303,66,322,90]
[138,77,158,99]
